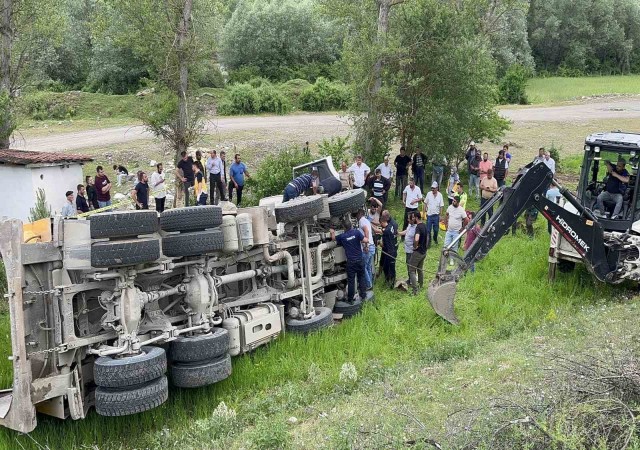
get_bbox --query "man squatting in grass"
[330,220,367,304]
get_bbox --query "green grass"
[0,191,626,449]
[526,75,640,104]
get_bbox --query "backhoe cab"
[428,131,640,324]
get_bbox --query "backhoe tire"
[94,346,167,388]
[333,299,363,318]
[90,210,159,239]
[286,307,333,333]
[275,195,324,224]
[91,238,160,268]
[159,206,222,232]
[95,376,168,417]
[169,328,229,363]
[162,229,224,258]
[328,189,365,217]
[170,354,232,388]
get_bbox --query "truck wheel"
[90,210,159,239]
[95,375,168,417]
[91,238,160,268]
[94,346,167,388]
[286,307,333,333]
[275,195,324,224]
[169,328,229,363]
[170,354,232,388]
[162,229,224,258]
[328,189,366,217]
[558,260,576,273]
[333,299,362,318]
[159,206,223,232]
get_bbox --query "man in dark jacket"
[85,176,99,210]
[380,210,398,289]
[330,220,367,303]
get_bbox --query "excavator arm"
[427,162,621,324]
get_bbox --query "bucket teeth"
[426,280,459,325]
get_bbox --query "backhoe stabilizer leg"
[426,279,459,325]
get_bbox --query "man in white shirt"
[349,155,370,189]
[402,177,423,230]
[150,163,166,212]
[376,155,393,180]
[61,191,75,217]
[357,209,376,291]
[543,150,556,175]
[444,195,469,265]
[424,181,445,246]
[206,149,227,204]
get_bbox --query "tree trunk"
[176,0,192,160]
[0,0,13,149]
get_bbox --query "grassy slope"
[526,75,640,104]
[0,190,627,450]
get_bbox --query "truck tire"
[94,346,167,388]
[275,195,324,224]
[286,307,333,333]
[169,328,229,363]
[95,375,168,417]
[91,238,160,268]
[162,229,224,258]
[170,354,232,388]
[159,206,222,232]
[328,189,366,217]
[333,299,363,318]
[90,210,159,239]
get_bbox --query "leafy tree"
[247,147,309,202]
[498,63,530,104]
[220,0,341,80]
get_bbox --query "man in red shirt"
[94,166,112,208]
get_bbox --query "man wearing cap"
[596,158,630,219]
[424,181,444,247]
[61,191,76,217]
[444,195,469,266]
[283,168,320,202]
[349,155,370,189]
[330,221,367,304]
[402,177,423,230]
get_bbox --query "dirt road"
[11,97,640,153]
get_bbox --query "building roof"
[0,149,93,166]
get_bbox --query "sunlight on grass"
[526,75,640,104]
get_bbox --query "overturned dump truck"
[0,157,370,432]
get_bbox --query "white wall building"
[0,149,92,222]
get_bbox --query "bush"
[318,135,351,169]
[299,77,350,111]
[20,91,77,120]
[548,143,562,172]
[227,66,262,85]
[255,84,291,115]
[247,147,310,200]
[498,64,529,105]
[219,83,291,115]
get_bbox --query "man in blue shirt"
[282,168,320,202]
[596,158,630,219]
[330,220,368,304]
[229,153,251,206]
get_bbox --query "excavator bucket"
[427,280,459,325]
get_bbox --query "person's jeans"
[282,185,298,202]
[395,174,408,198]
[229,183,244,205]
[346,259,367,302]
[210,173,227,204]
[469,173,480,197]
[444,230,461,262]
[480,197,494,226]
[155,197,166,213]
[597,191,624,217]
[408,251,426,293]
[362,244,375,289]
[414,167,425,192]
[183,180,193,207]
[382,249,396,285]
[98,200,112,208]
[432,166,444,187]
[427,214,440,244]
[497,179,506,188]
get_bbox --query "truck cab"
[549,131,640,279]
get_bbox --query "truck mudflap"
[0,219,37,433]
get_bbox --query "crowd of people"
[331,142,559,303]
